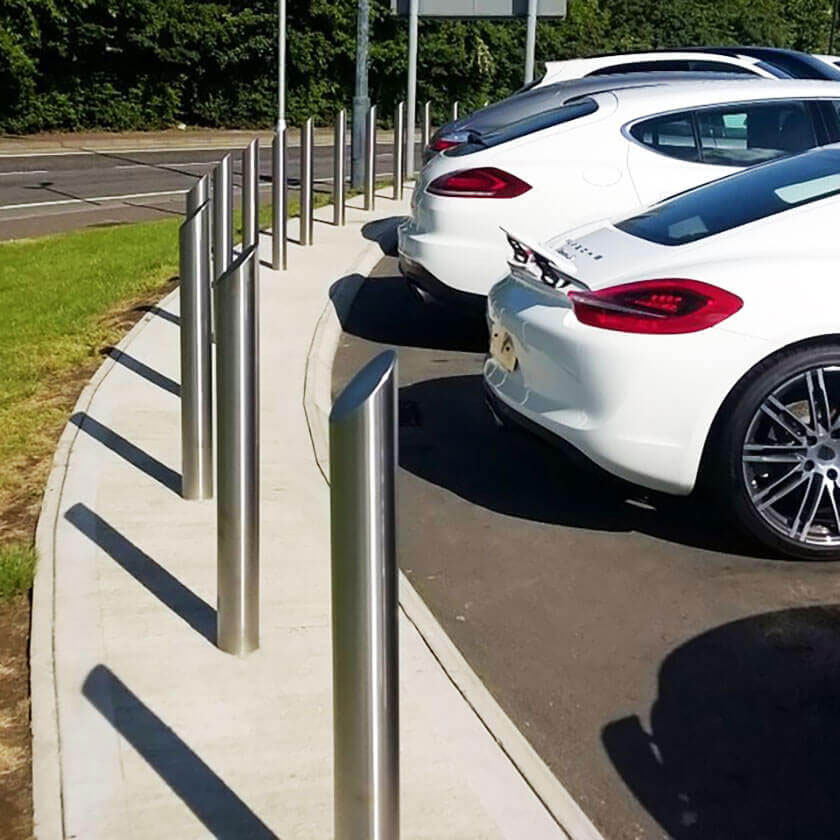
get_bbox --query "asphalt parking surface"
[0,142,406,239]
[333,235,840,839]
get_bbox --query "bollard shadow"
[102,347,180,397]
[331,269,487,353]
[603,605,840,838]
[70,413,182,496]
[397,374,775,558]
[82,665,278,839]
[361,217,403,256]
[65,503,215,644]
[134,304,180,327]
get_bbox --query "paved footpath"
[31,188,578,838]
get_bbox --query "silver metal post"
[334,109,346,226]
[405,0,419,176]
[422,101,431,153]
[525,0,538,84]
[300,118,314,246]
[452,101,459,122]
[272,126,288,269]
[330,350,399,840]
[212,154,234,281]
[393,101,404,201]
[365,104,377,211]
[179,176,213,501]
[215,244,260,655]
[242,138,259,250]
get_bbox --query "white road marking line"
[0,169,49,177]
[0,189,188,210]
[114,161,219,170]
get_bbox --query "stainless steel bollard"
[365,104,377,211]
[393,101,404,201]
[242,138,259,249]
[179,176,213,501]
[212,154,234,281]
[272,125,288,270]
[215,244,260,655]
[333,109,346,226]
[452,100,459,121]
[300,118,314,246]
[330,350,399,840]
[422,101,431,153]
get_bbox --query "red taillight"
[429,137,461,152]
[568,279,742,334]
[427,167,532,199]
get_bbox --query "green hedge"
[0,0,834,134]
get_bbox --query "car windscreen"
[445,97,599,157]
[616,146,840,245]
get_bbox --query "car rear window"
[616,146,840,245]
[445,97,598,156]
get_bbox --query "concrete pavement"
[32,188,575,838]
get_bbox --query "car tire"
[711,341,840,561]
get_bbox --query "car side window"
[588,60,692,75]
[629,112,700,162]
[695,101,817,166]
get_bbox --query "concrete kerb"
[30,289,180,840]
[302,224,607,840]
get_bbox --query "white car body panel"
[400,79,840,298]
[484,184,840,495]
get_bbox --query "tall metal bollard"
[242,138,259,250]
[179,176,213,501]
[272,126,288,270]
[333,109,346,226]
[365,104,377,211]
[215,244,260,655]
[422,101,431,153]
[393,101,404,201]
[330,350,399,840]
[300,118,314,246]
[452,100,459,121]
[212,154,234,281]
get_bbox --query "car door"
[625,100,821,205]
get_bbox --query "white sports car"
[484,145,840,560]
[400,78,840,307]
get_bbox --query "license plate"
[490,325,517,373]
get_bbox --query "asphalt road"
[0,141,403,239]
[334,242,840,840]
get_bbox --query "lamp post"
[352,0,371,189]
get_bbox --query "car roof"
[607,77,840,116]
[545,50,762,71]
[689,46,840,80]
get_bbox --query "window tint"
[616,147,840,246]
[630,112,699,162]
[695,101,817,166]
[588,59,758,77]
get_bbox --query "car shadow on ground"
[361,217,402,256]
[603,604,840,838]
[398,373,774,559]
[333,270,488,353]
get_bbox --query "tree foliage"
[0,0,834,133]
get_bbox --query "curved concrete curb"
[302,237,605,840]
[31,289,180,840]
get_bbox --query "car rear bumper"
[398,254,486,311]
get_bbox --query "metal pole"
[242,138,259,250]
[393,102,404,201]
[365,104,377,211]
[333,109,347,226]
[352,0,371,189]
[524,0,538,85]
[451,101,459,122]
[212,154,234,282]
[330,350,399,840]
[272,127,288,269]
[300,118,314,246]
[405,0,419,177]
[179,176,213,501]
[215,244,260,655]
[422,101,431,153]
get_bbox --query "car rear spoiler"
[501,228,588,291]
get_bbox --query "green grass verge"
[0,543,36,600]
